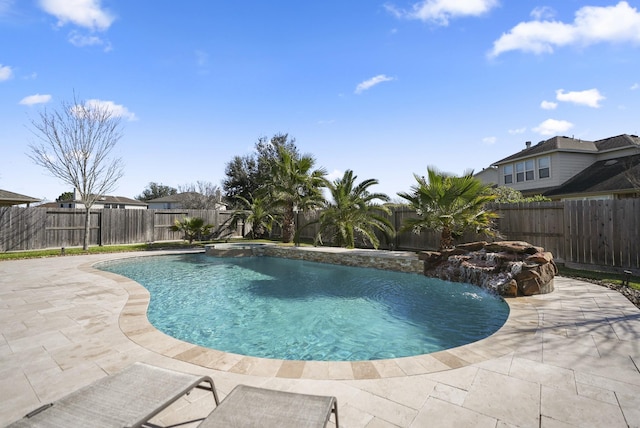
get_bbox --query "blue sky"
[2,0,640,202]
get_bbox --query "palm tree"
[313,170,394,249]
[397,167,498,250]
[266,146,327,243]
[230,194,278,239]
[170,216,213,243]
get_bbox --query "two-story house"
[476,134,640,200]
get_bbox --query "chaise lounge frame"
[7,362,219,428]
[8,362,339,428]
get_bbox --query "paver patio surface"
[1,251,639,427]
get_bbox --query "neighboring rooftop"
[0,189,41,207]
[494,134,640,165]
[545,153,640,198]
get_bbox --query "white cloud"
[631,83,639,90]
[0,64,12,81]
[68,31,110,50]
[326,169,343,183]
[85,99,138,121]
[19,94,52,105]
[489,1,640,57]
[0,0,13,15]
[386,0,498,25]
[482,136,497,145]
[540,100,557,110]
[355,75,395,94]
[39,0,115,31]
[508,127,526,135]
[556,88,604,108]
[533,119,574,136]
[530,6,555,21]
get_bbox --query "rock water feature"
[419,241,557,297]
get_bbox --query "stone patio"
[1,250,639,427]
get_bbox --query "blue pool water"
[98,254,509,361]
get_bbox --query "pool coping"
[85,249,541,380]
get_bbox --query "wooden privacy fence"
[0,208,236,251]
[1,199,638,271]
[295,199,639,272]
[488,200,639,271]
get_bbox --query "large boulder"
[420,241,556,297]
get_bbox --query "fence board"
[1,201,638,272]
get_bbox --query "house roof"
[544,154,640,198]
[0,189,41,206]
[594,134,640,151]
[146,192,197,203]
[90,195,148,206]
[493,134,640,165]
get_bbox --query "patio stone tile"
[425,366,478,390]
[411,398,496,428]
[276,359,305,378]
[7,331,72,353]
[327,361,356,379]
[364,417,400,428]
[512,337,544,362]
[345,389,417,428]
[616,391,640,428]
[229,356,282,377]
[352,361,381,379]
[545,352,640,386]
[541,385,627,427]
[338,404,375,427]
[370,358,407,378]
[431,350,470,369]
[464,369,540,427]
[431,383,467,405]
[350,376,435,410]
[473,352,514,375]
[49,341,115,370]
[1,345,58,374]
[445,345,491,365]
[509,357,575,391]
[575,381,618,404]
[608,314,640,341]
[301,361,354,379]
[574,370,640,397]
[539,415,578,428]
[161,340,202,358]
[393,354,450,375]
[26,362,107,403]
[541,333,600,359]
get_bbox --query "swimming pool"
[98,254,509,361]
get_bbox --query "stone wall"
[257,246,425,273]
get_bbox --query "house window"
[516,160,535,182]
[503,165,513,184]
[538,156,550,179]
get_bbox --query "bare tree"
[28,95,125,250]
[178,181,223,209]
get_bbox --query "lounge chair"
[6,362,219,428]
[199,384,339,428]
